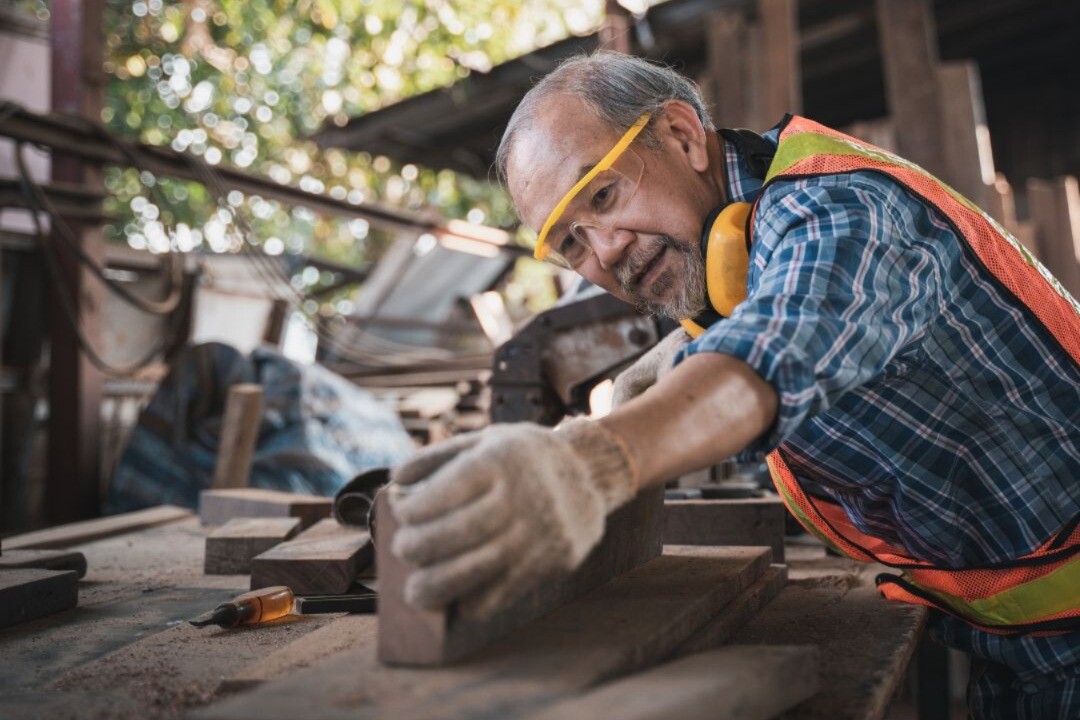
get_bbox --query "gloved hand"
[611,328,690,407]
[387,419,638,619]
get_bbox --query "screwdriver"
[189,586,295,629]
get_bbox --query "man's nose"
[584,226,635,269]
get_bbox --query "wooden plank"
[249,519,372,595]
[198,488,331,529]
[1027,176,1080,297]
[212,384,264,490]
[936,60,995,209]
[193,545,773,720]
[731,585,926,720]
[671,564,788,658]
[0,568,79,629]
[204,517,302,575]
[699,11,752,129]
[875,0,944,175]
[376,485,665,666]
[0,548,87,578]
[526,645,819,720]
[663,498,786,562]
[758,0,801,122]
[4,505,192,550]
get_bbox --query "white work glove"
[611,328,690,407]
[387,419,638,619]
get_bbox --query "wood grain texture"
[249,519,372,595]
[4,505,192,550]
[199,488,331,529]
[0,568,79,629]
[193,545,772,720]
[732,584,926,720]
[204,517,302,575]
[376,485,665,666]
[663,498,786,561]
[525,645,819,720]
[212,384,264,490]
[0,549,87,578]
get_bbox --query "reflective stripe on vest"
[752,116,1080,634]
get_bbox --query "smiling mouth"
[631,246,667,291]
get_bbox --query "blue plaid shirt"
[676,124,1080,680]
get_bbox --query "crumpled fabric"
[106,342,415,514]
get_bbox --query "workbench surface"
[0,514,924,720]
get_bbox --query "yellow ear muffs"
[704,202,751,317]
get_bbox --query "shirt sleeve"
[676,175,941,460]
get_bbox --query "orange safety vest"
[706,115,1080,635]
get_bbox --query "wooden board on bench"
[199,488,331,529]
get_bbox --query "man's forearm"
[598,352,779,490]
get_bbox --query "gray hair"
[494,51,715,187]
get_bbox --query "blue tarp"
[106,342,415,513]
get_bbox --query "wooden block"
[250,519,372,595]
[4,505,192,550]
[192,546,772,720]
[204,517,302,575]
[0,549,87,578]
[212,384,264,489]
[0,569,79,629]
[376,485,665,667]
[199,488,331,529]
[526,644,818,720]
[663,498,786,562]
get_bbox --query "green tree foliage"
[90,0,606,314]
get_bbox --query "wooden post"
[212,384,264,489]
[262,299,289,347]
[45,0,107,523]
[936,61,996,209]
[600,0,634,54]
[699,11,752,129]
[757,0,802,124]
[876,0,945,176]
[1026,177,1080,298]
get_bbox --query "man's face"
[507,96,719,319]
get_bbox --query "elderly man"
[387,52,1079,718]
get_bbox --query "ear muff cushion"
[704,202,751,317]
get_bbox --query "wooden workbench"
[0,513,925,720]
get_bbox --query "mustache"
[615,234,684,292]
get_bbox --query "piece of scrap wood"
[0,568,79,629]
[0,549,87,578]
[4,505,192,550]
[212,383,264,490]
[249,519,372,595]
[192,545,772,720]
[199,488,331,529]
[204,517,302,575]
[376,485,665,667]
[663,497,786,561]
[526,644,819,720]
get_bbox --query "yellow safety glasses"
[533,113,650,268]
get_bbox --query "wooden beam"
[663,498,786,562]
[212,384,264,490]
[875,0,945,175]
[758,0,802,123]
[45,0,107,524]
[936,60,996,209]
[699,11,752,129]
[4,505,192,550]
[204,517,301,575]
[527,645,818,720]
[249,519,373,595]
[192,546,773,720]
[1027,176,1080,297]
[198,488,331,529]
[0,549,87,578]
[376,486,665,666]
[0,568,79,629]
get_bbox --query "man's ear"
[656,100,710,173]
